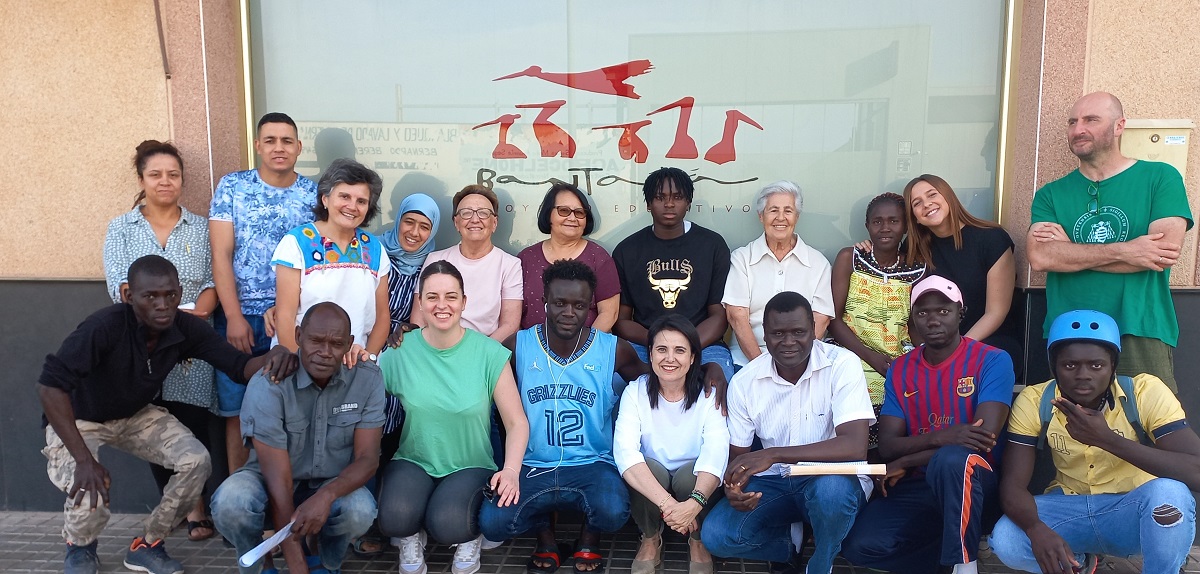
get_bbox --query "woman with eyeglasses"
[414,185,523,343]
[517,182,621,332]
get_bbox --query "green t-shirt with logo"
[378,328,511,477]
[1032,160,1192,345]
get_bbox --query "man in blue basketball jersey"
[478,260,647,574]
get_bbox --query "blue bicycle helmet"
[1046,310,1121,375]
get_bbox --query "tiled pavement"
[3,511,1196,573]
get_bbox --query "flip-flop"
[186,519,215,541]
[571,545,606,574]
[351,533,387,557]
[527,542,565,574]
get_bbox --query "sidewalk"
[1,511,1190,573]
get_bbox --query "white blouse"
[613,374,729,481]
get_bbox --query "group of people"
[37,90,1196,574]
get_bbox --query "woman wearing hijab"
[382,193,442,334]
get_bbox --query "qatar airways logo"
[471,59,764,194]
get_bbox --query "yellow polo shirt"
[1008,374,1189,495]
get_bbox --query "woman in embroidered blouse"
[270,158,390,360]
[102,139,218,541]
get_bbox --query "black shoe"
[64,540,100,574]
[768,557,800,574]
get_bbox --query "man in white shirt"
[701,291,875,574]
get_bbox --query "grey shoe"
[123,537,184,574]
[631,534,662,574]
[64,541,99,574]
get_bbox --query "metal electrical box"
[1121,118,1193,177]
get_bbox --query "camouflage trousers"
[43,404,211,545]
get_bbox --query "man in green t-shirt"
[1027,91,1193,391]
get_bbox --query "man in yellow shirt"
[990,310,1200,574]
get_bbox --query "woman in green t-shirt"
[377,260,530,574]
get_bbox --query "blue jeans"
[478,461,630,540]
[630,342,735,382]
[211,469,377,574]
[842,446,998,573]
[990,478,1195,574]
[701,474,865,573]
[214,309,271,416]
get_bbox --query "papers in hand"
[239,521,293,567]
[781,461,886,477]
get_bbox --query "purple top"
[518,240,621,329]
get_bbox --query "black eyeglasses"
[455,207,496,220]
[1087,181,1099,214]
[554,205,587,219]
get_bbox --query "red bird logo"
[493,59,654,99]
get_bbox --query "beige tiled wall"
[1,1,245,280]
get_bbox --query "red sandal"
[527,542,564,574]
[571,545,606,574]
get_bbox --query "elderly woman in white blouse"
[102,139,218,540]
[615,315,728,574]
[722,180,834,368]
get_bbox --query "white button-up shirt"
[726,340,876,495]
[723,233,834,366]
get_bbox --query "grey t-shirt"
[240,362,385,481]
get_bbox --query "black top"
[39,304,252,423]
[928,225,1016,337]
[612,223,731,328]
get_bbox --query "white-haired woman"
[721,181,834,367]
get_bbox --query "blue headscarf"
[380,193,441,275]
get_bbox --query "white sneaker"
[395,531,427,574]
[451,534,484,574]
[480,536,505,550]
[951,561,978,574]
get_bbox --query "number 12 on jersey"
[544,408,584,447]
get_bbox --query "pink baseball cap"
[910,275,964,306]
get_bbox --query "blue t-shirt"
[209,169,317,315]
[882,338,1014,467]
[515,325,618,467]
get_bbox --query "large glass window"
[250,1,1006,257]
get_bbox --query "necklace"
[867,249,902,271]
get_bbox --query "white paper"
[239,521,294,568]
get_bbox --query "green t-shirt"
[1032,160,1192,344]
[378,328,512,477]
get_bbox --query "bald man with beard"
[1027,91,1192,392]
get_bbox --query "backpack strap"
[1115,375,1152,446]
[1039,376,1152,449]
[1036,380,1058,450]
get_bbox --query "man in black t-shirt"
[38,255,296,574]
[613,167,734,380]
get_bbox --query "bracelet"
[503,466,519,472]
[658,495,673,509]
[688,490,708,507]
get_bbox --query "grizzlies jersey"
[517,325,618,467]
